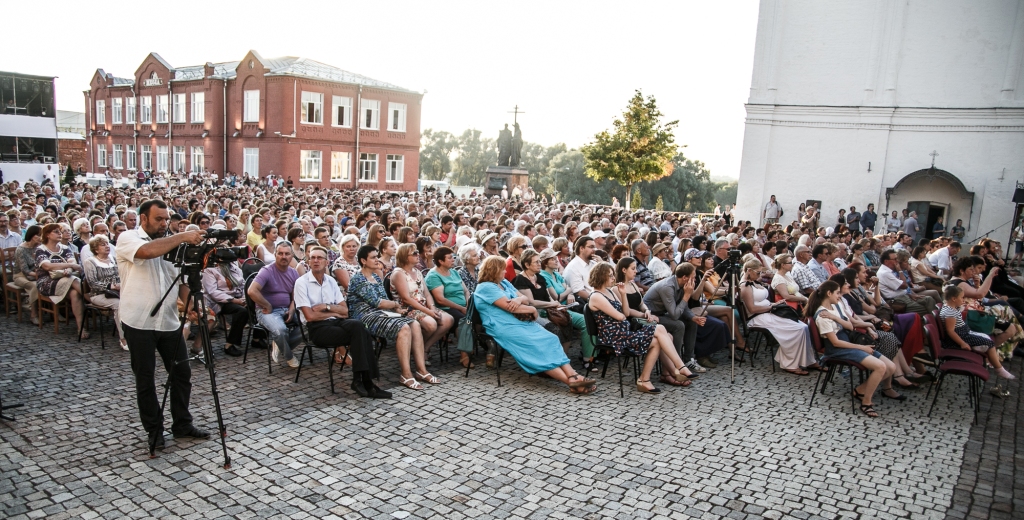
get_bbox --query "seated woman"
[254,224,278,264]
[82,235,127,349]
[807,281,898,418]
[332,234,361,291]
[347,245,436,390]
[896,250,942,305]
[692,252,744,355]
[473,255,597,394]
[515,249,592,358]
[941,285,1016,381]
[392,243,453,363]
[12,225,42,325]
[739,259,818,375]
[35,223,88,337]
[413,236,434,276]
[588,262,693,393]
[503,236,529,281]
[201,246,250,358]
[909,246,944,292]
[771,254,808,310]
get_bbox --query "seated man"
[247,242,303,367]
[294,246,390,399]
[877,250,936,314]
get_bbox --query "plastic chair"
[294,322,344,394]
[806,317,867,414]
[583,304,640,398]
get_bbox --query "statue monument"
[485,107,530,197]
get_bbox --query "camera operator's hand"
[181,229,206,246]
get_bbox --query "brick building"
[85,50,422,191]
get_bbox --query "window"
[157,146,168,172]
[300,150,322,181]
[127,144,136,170]
[112,98,123,124]
[112,144,123,169]
[191,92,204,123]
[126,97,136,124]
[95,100,105,125]
[173,146,185,172]
[96,144,107,167]
[332,96,352,127]
[140,96,152,123]
[360,99,379,130]
[243,148,259,178]
[243,90,259,122]
[359,153,378,182]
[191,146,204,173]
[387,103,407,132]
[331,151,350,181]
[156,95,169,123]
[301,92,323,124]
[386,154,404,182]
[172,94,186,123]
[141,145,152,170]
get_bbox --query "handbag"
[457,317,474,353]
[847,329,876,346]
[103,289,120,299]
[770,304,801,322]
[967,310,996,334]
[546,306,571,327]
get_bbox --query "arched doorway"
[885,168,975,239]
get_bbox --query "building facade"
[85,50,422,191]
[735,0,1024,243]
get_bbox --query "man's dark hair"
[812,244,828,258]
[441,215,454,225]
[139,199,167,217]
[949,241,961,250]
[573,235,594,255]
[880,250,896,263]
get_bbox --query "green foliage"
[548,150,623,205]
[524,142,567,195]
[631,189,643,210]
[419,129,458,181]
[655,195,664,212]
[715,180,738,206]
[63,164,75,186]
[450,129,495,187]
[581,90,678,209]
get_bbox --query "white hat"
[590,229,608,239]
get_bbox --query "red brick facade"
[84,51,422,191]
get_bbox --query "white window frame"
[140,96,152,124]
[359,153,378,182]
[141,145,152,170]
[172,94,186,123]
[191,146,205,173]
[173,146,185,172]
[112,98,123,124]
[243,148,259,178]
[95,100,106,125]
[243,90,259,122]
[112,144,123,169]
[332,96,352,127]
[126,97,136,124]
[191,92,205,123]
[360,99,380,130]
[300,150,322,182]
[330,151,351,182]
[301,91,323,125]
[157,146,168,172]
[156,95,169,123]
[386,154,404,182]
[126,144,136,170]
[387,103,407,132]
[96,144,107,167]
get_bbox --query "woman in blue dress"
[474,256,597,394]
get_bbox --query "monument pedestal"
[484,166,529,198]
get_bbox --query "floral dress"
[347,271,416,340]
[391,267,432,320]
[591,292,655,356]
[34,244,76,302]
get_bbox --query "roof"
[173,61,240,81]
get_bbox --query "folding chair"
[78,278,114,349]
[295,322,345,394]
[738,303,778,371]
[242,271,273,374]
[1,247,25,322]
[461,296,505,386]
[805,317,867,414]
[928,359,989,425]
[583,305,640,397]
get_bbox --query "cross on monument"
[507,105,525,125]
[929,150,939,167]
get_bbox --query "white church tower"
[736,0,1024,243]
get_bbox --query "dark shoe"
[369,384,393,399]
[350,379,370,398]
[904,373,931,384]
[172,425,210,439]
[148,430,166,455]
[224,345,243,357]
[696,356,718,369]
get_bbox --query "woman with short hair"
[332,234,361,290]
[393,243,452,360]
[35,223,88,337]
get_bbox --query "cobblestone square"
[0,319,1015,519]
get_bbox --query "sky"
[9,0,760,179]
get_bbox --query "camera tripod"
[152,267,231,469]
[700,256,743,385]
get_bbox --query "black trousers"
[218,302,249,345]
[123,323,193,435]
[307,318,379,378]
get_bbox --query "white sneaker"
[687,360,708,373]
[286,357,300,368]
[271,342,279,363]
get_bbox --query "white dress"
[746,284,817,370]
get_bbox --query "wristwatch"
[326,305,331,312]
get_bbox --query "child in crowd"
[940,285,1016,380]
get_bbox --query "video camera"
[163,228,248,268]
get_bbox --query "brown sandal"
[569,385,597,395]
[659,375,692,387]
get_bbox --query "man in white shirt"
[762,195,781,225]
[0,213,22,248]
[294,246,388,399]
[927,241,960,277]
[117,200,209,454]
[876,250,936,314]
[564,236,597,300]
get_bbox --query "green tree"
[526,143,568,195]
[633,153,717,212]
[548,150,623,205]
[419,129,458,181]
[655,195,664,212]
[715,181,738,206]
[581,90,678,210]
[64,164,75,186]
[450,129,495,187]
[631,189,643,210]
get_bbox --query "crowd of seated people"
[3,176,1023,405]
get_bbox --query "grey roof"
[173,61,240,81]
[262,56,416,93]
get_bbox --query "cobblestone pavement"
[0,317,1008,519]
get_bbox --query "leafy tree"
[634,153,718,212]
[525,142,568,195]
[631,189,643,210]
[450,129,495,187]
[655,195,664,212]
[715,181,738,206]
[581,90,678,210]
[64,164,75,186]
[548,150,623,205]
[419,129,458,181]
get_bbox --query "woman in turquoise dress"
[474,256,596,394]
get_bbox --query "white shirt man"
[927,244,960,277]
[564,238,597,299]
[876,262,910,300]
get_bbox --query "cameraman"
[116,199,209,452]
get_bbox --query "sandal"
[414,371,441,384]
[805,364,827,372]
[399,375,423,390]
[852,388,865,400]
[881,388,907,401]
[859,404,880,418]
[567,374,596,389]
[783,368,809,376]
[581,360,600,373]
[333,349,350,365]
[569,385,597,395]
[460,357,475,369]
[659,375,691,387]
[893,375,919,388]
